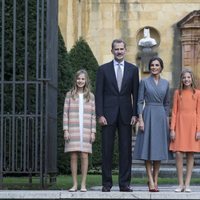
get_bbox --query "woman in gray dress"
[133,57,173,192]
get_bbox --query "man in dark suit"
[95,39,139,192]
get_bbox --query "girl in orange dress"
[170,69,200,193]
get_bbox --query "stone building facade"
[59,0,200,90]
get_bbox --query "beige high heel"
[69,187,77,192]
[174,185,184,192]
[80,188,87,192]
[184,186,191,193]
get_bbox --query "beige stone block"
[163,72,172,82]
[137,12,158,20]
[102,55,113,64]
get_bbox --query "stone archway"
[177,10,200,87]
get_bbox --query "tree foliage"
[68,37,98,92]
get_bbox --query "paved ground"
[0,185,200,199]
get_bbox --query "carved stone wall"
[178,10,200,87]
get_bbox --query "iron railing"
[0,0,58,188]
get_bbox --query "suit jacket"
[95,60,139,125]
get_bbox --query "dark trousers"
[101,115,132,188]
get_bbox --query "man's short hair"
[111,39,127,49]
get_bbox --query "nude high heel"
[174,185,184,192]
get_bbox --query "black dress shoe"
[102,186,111,192]
[120,186,133,192]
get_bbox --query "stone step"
[132,159,200,166]
[132,166,200,178]
[1,187,200,199]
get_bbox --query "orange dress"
[169,89,200,152]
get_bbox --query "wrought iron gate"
[0,0,58,188]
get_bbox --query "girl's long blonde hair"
[70,69,91,102]
[178,68,196,97]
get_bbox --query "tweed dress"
[63,92,96,153]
